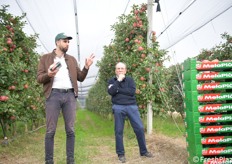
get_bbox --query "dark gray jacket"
[108,76,137,105]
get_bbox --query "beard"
[60,47,68,53]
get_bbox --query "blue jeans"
[45,90,77,162]
[112,104,148,156]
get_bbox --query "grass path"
[0,109,187,164]
[0,109,116,164]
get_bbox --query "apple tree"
[195,33,232,61]
[0,5,44,135]
[87,3,170,118]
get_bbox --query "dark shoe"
[67,157,75,164]
[141,152,154,158]
[118,155,126,163]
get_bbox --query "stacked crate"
[182,58,232,164]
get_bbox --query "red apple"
[10,116,16,120]
[140,76,146,81]
[125,38,129,42]
[141,5,147,11]
[141,53,146,59]
[8,85,16,90]
[152,31,156,36]
[133,22,137,28]
[11,44,16,49]
[24,84,29,89]
[0,96,9,101]
[134,10,139,15]
[145,67,151,72]
[7,39,12,45]
[8,27,14,32]
[9,48,14,52]
[136,89,141,94]
[10,17,16,24]
[6,25,11,30]
[135,16,140,21]
[138,46,144,51]
[141,84,146,88]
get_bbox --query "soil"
[0,133,188,164]
[89,133,188,164]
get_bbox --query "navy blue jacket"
[107,76,137,105]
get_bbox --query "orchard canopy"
[0,3,231,136]
[0,5,44,131]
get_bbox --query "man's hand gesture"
[85,53,95,69]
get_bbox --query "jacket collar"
[114,76,127,81]
[52,49,68,60]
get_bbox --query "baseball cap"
[55,33,72,42]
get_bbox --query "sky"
[1,0,232,98]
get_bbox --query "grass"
[0,127,45,163]
[152,115,185,137]
[73,109,115,163]
[0,109,115,164]
[0,109,185,163]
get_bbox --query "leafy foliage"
[86,4,169,118]
[87,4,231,120]
[164,64,184,115]
[195,33,232,61]
[0,5,44,128]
